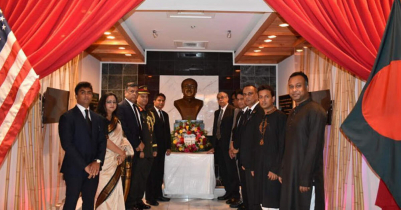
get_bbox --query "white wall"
[79,52,101,94]
[277,55,296,96]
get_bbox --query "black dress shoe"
[236,203,246,210]
[226,197,239,204]
[156,196,170,202]
[138,202,151,209]
[229,200,243,208]
[146,200,159,206]
[217,194,231,200]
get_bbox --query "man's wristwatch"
[95,159,102,164]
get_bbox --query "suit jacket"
[117,99,142,150]
[150,107,171,153]
[232,108,244,150]
[212,104,235,149]
[239,104,264,171]
[59,106,107,175]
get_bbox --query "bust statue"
[174,78,204,120]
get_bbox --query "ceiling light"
[303,46,308,49]
[104,32,111,35]
[125,54,132,56]
[264,39,272,42]
[254,50,261,52]
[235,69,240,73]
[259,46,264,49]
[279,23,289,27]
[227,30,232,38]
[168,12,215,19]
[107,36,115,39]
[148,75,153,78]
[296,49,303,52]
[226,77,231,80]
[119,47,125,50]
[268,35,276,38]
[153,30,158,38]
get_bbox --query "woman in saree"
[95,92,134,209]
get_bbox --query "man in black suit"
[238,85,264,210]
[146,93,171,206]
[230,89,248,210]
[213,92,240,204]
[59,81,107,210]
[117,82,144,210]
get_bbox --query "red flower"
[187,131,192,135]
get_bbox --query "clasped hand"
[85,161,100,179]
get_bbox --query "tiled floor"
[147,198,233,210]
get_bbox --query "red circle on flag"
[362,60,401,141]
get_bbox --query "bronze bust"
[174,78,204,120]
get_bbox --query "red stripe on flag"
[0,58,33,126]
[0,41,21,86]
[0,79,40,166]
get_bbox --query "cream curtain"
[299,48,365,209]
[0,55,80,209]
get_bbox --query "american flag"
[0,9,40,166]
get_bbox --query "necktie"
[237,110,244,126]
[216,109,223,140]
[133,104,142,130]
[159,110,165,123]
[85,109,92,130]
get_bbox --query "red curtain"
[264,0,394,80]
[0,0,144,79]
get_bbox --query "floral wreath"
[171,121,211,153]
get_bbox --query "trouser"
[125,157,153,207]
[245,169,262,210]
[63,172,99,210]
[216,144,240,198]
[146,150,165,200]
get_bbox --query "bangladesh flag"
[341,0,401,208]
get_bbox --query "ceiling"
[86,0,307,64]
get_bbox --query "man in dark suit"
[212,92,240,204]
[59,81,107,210]
[146,93,171,206]
[238,85,264,210]
[230,89,248,210]
[117,82,144,210]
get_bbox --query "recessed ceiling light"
[268,35,276,38]
[279,23,289,27]
[226,77,231,80]
[254,50,261,52]
[264,39,272,42]
[296,49,303,52]
[125,54,132,56]
[235,69,240,73]
[259,46,264,49]
[148,75,153,78]
[107,36,115,39]
[104,32,111,35]
[303,46,308,49]
[119,47,125,50]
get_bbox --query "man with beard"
[256,85,286,210]
[279,72,326,210]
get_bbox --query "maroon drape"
[264,0,394,80]
[0,0,144,78]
